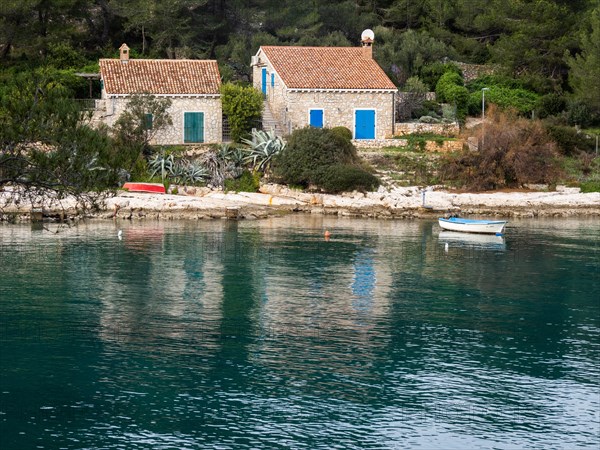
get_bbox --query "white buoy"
[117,230,123,240]
[444,242,449,252]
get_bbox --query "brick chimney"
[361,30,374,59]
[119,44,130,63]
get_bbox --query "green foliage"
[374,27,454,86]
[566,5,600,116]
[224,170,260,193]
[544,124,596,156]
[273,127,378,193]
[467,86,539,116]
[330,126,353,143]
[0,71,120,202]
[221,83,263,142]
[536,93,567,119]
[580,180,600,193]
[566,100,596,127]
[419,62,461,91]
[435,72,468,119]
[316,164,380,194]
[241,129,285,172]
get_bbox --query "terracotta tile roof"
[260,46,396,90]
[99,59,221,95]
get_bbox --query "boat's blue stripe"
[439,218,507,225]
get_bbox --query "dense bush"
[536,93,566,119]
[220,82,263,142]
[467,86,539,116]
[544,124,596,156]
[565,100,596,127]
[419,62,461,91]
[316,164,380,193]
[435,71,468,119]
[440,106,561,190]
[224,170,260,192]
[330,126,353,142]
[272,127,379,193]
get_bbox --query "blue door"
[309,109,323,128]
[184,112,204,143]
[261,68,267,97]
[355,109,375,139]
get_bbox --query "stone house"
[251,36,397,139]
[97,44,222,144]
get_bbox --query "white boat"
[438,217,507,235]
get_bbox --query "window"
[271,73,275,88]
[143,113,153,130]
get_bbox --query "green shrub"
[435,71,464,102]
[545,124,595,156]
[220,82,263,142]
[317,164,380,193]
[536,93,566,119]
[224,170,260,192]
[273,127,358,185]
[419,62,461,91]
[467,86,539,116]
[330,126,353,142]
[580,180,600,193]
[273,127,379,193]
[413,99,442,119]
[566,101,596,127]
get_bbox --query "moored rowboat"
[122,182,166,194]
[438,217,507,234]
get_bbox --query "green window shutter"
[144,113,153,130]
[184,112,205,143]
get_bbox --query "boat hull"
[438,218,507,234]
[122,182,166,194]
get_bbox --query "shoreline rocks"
[1,184,599,223]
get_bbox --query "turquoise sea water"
[0,216,598,449]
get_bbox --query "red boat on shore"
[122,182,166,194]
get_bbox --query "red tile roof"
[99,59,221,95]
[260,46,396,90]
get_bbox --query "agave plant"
[241,129,285,172]
[182,160,209,185]
[148,152,174,183]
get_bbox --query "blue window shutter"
[309,110,323,128]
[261,68,267,96]
[271,73,275,87]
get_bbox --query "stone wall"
[394,122,460,137]
[95,96,222,144]
[354,138,464,152]
[286,91,395,139]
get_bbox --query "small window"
[143,113,153,130]
[271,73,275,87]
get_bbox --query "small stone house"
[251,36,397,139]
[97,44,222,144]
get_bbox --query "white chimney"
[361,29,375,59]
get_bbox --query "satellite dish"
[361,29,375,41]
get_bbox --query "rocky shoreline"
[2,184,599,222]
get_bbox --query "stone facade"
[252,50,396,139]
[95,96,222,145]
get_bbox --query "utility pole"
[481,87,489,150]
